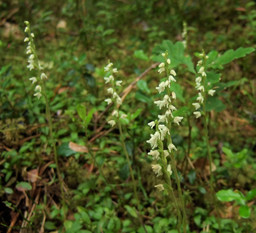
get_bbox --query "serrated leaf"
[239,205,251,218]
[134,50,149,61]
[169,82,185,102]
[152,40,195,73]
[205,96,226,112]
[137,80,150,94]
[211,47,255,69]
[124,205,138,218]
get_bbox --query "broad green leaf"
[16,182,32,191]
[152,40,195,73]
[216,189,242,202]
[44,221,56,230]
[206,71,221,85]
[77,207,91,224]
[211,47,255,69]
[137,80,150,94]
[246,188,256,201]
[169,82,185,102]
[205,96,226,112]
[77,104,86,122]
[4,187,13,194]
[239,205,251,218]
[57,142,76,157]
[134,50,149,61]
[205,50,218,67]
[135,91,152,104]
[124,205,138,218]
[222,147,234,157]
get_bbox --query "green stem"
[158,139,182,233]
[117,120,147,233]
[169,152,187,233]
[42,81,65,203]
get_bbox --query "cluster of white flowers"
[104,62,126,127]
[147,52,183,191]
[192,53,216,118]
[24,21,48,99]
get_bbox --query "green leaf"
[57,142,76,157]
[211,47,255,69]
[131,108,142,120]
[169,82,185,102]
[205,50,218,67]
[135,91,152,104]
[16,182,32,191]
[77,104,87,122]
[77,207,91,224]
[152,40,195,73]
[134,50,149,61]
[44,221,56,230]
[222,147,234,157]
[4,187,13,194]
[206,71,221,85]
[85,108,96,128]
[188,170,196,184]
[119,163,129,180]
[246,188,256,201]
[173,106,189,117]
[239,205,251,218]
[137,80,150,94]
[205,96,226,112]
[124,205,138,218]
[216,189,242,202]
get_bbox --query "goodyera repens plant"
[147,52,187,232]
[24,21,64,201]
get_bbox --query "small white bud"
[108,120,116,127]
[193,111,201,118]
[208,89,216,96]
[29,77,37,84]
[105,98,112,105]
[40,73,48,80]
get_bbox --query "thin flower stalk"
[193,51,222,232]
[104,62,147,233]
[147,52,187,232]
[24,21,65,202]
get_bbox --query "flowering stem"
[41,81,65,203]
[158,139,182,232]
